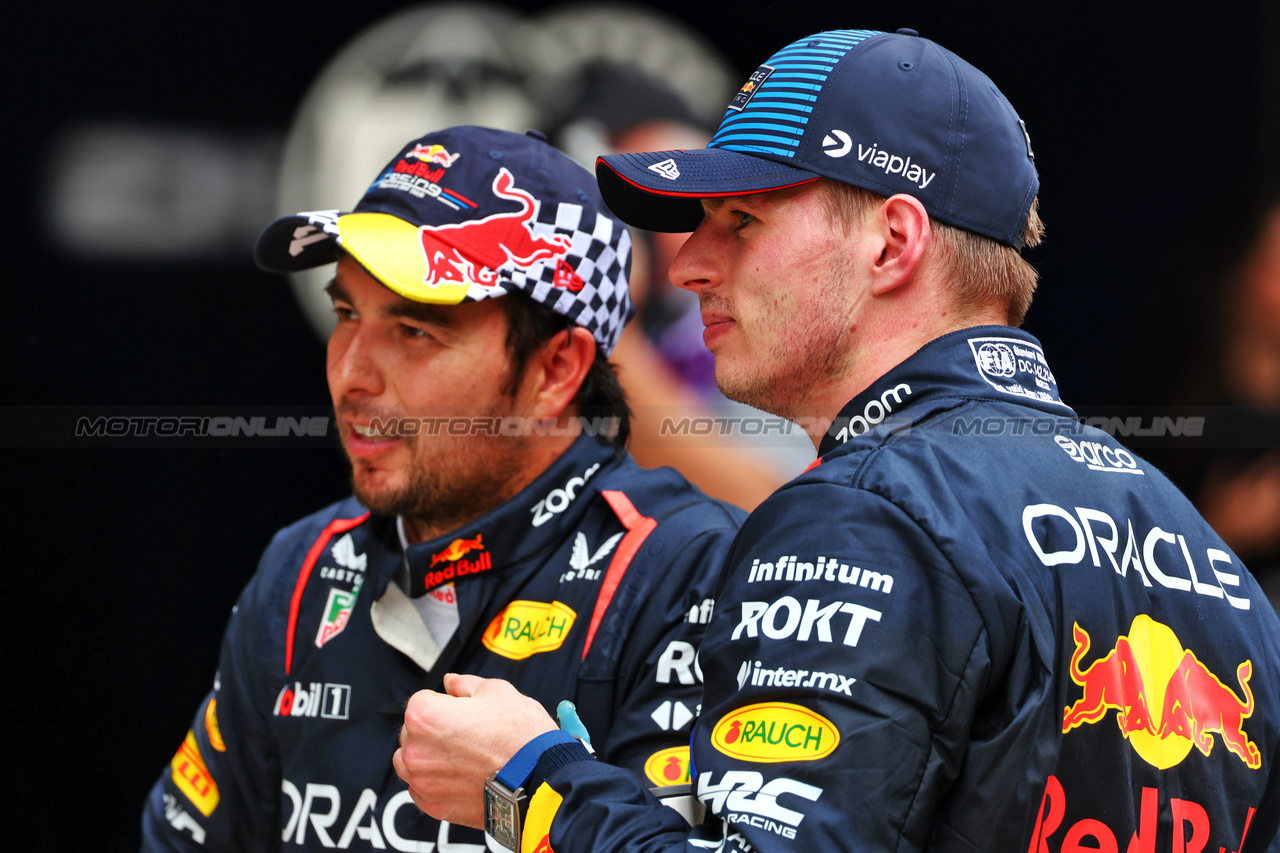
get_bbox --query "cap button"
[896,28,920,37]
[525,129,548,142]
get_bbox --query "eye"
[332,304,357,322]
[399,323,433,340]
[729,209,755,231]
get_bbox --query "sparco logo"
[1053,434,1143,475]
[697,771,822,839]
[831,383,912,444]
[532,462,600,527]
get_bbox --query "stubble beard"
[710,272,858,422]
[349,435,531,535]
[341,400,532,537]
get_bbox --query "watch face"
[485,785,521,851]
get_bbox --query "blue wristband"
[496,729,579,790]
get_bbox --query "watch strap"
[496,729,580,790]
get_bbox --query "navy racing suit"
[511,327,1280,853]
[141,434,745,851]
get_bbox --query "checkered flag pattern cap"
[255,126,634,355]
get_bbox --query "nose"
[327,320,385,404]
[669,218,721,294]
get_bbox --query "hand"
[393,673,558,829]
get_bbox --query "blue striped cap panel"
[711,30,882,158]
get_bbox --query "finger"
[443,672,486,697]
[391,747,408,784]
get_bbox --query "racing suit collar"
[401,434,620,596]
[818,325,1077,457]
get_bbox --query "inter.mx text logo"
[274,682,351,719]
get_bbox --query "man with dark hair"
[394,30,1280,853]
[141,126,745,851]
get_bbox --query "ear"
[522,326,597,420]
[868,194,931,296]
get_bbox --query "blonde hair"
[819,180,1044,326]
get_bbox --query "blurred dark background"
[4,0,1278,847]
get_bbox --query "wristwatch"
[484,769,528,851]
[484,730,593,852]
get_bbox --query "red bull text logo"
[424,534,491,589]
[1029,776,1256,853]
[417,168,577,292]
[1063,615,1259,769]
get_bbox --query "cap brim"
[254,214,344,273]
[596,148,820,233]
[255,211,499,305]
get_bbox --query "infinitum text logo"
[482,600,576,660]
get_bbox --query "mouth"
[701,311,734,348]
[344,419,404,457]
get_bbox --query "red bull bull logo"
[430,534,484,567]
[417,168,573,293]
[407,143,461,168]
[1063,615,1259,769]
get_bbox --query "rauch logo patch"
[711,702,839,763]
[644,745,691,785]
[482,600,576,660]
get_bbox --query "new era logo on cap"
[648,159,681,180]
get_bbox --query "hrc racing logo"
[645,745,692,785]
[170,730,219,817]
[697,771,822,840]
[711,702,839,762]
[423,534,492,589]
[1063,615,1259,769]
[482,600,576,660]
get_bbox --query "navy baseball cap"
[596,29,1039,248]
[256,126,634,354]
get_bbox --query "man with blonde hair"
[395,30,1280,853]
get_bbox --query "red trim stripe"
[284,513,370,674]
[582,491,657,660]
[801,457,823,475]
